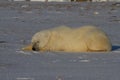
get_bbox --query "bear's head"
[31,30,51,51]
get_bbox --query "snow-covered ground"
[0,1,120,80]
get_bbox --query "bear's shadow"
[112,45,120,51]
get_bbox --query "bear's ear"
[39,31,51,48]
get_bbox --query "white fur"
[31,25,112,52]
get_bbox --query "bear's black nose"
[32,42,39,51]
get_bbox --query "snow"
[0,1,120,80]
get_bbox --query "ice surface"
[0,1,120,80]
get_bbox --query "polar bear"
[22,25,112,52]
